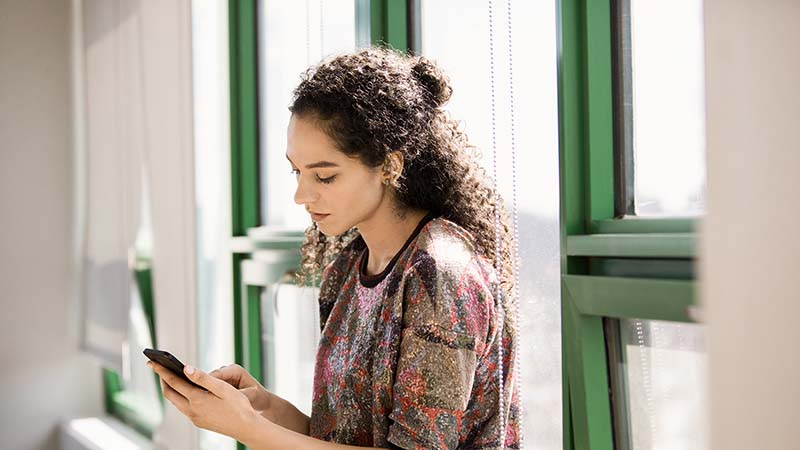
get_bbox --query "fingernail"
[185,365,195,375]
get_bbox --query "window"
[614,319,708,450]
[612,0,707,217]
[558,0,707,449]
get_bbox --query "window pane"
[421,1,562,447]
[258,0,357,228]
[619,319,708,450]
[623,0,707,216]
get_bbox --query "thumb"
[184,365,227,397]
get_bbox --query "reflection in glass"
[625,0,707,216]
[421,1,562,447]
[258,0,357,228]
[620,319,708,450]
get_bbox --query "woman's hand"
[209,364,278,423]
[146,361,260,441]
[210,364,311,436]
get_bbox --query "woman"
[147,46,520,449]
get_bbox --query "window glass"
[258,0,357,228]
[421,1,562,447]
[618,319,708,450]
[624,0,707,216]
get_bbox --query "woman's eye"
[316,174,337,184]
[289,169,300,177]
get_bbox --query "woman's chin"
[316,222,339,237]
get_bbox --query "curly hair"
[289,46,515,295]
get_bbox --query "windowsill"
[60,416,155,450]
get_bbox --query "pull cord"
[489,0,523,447]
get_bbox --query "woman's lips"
[310,212,330,222]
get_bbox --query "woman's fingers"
[182,365,229,398]
[160,379,190,413]
[240,386,261,404]
[147,361,197,400]
[209,364,251,389]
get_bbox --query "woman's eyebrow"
[285,154,340,169]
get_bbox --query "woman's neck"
[356,205,429,276]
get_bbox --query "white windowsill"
[60,416,155,450]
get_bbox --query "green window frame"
[557,1,699,450]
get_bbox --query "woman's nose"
[293,178,317,205]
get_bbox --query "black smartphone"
[143,348,206,391]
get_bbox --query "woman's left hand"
[146,361,260,441]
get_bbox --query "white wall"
[702,1,800,449]
[0,1,104,449]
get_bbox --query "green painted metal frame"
[557,0,702,449]
[229,2,262,448]
[591,217,696,234]
[564,275,696,323]
[567,233,695,258]
[229,0,261,377]
[369,0,409,51]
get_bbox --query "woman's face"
[286,114,386,236]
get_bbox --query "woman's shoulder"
[408,216,497,286]
[400,216,499,348]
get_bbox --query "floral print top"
[310,212,521,449]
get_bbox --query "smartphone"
[143,348,206,391]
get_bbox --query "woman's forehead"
[286,115,345,165]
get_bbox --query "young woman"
[147,46,520,449]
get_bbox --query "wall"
[0,1,104,449]
[702,1,800,449]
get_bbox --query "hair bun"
[411,56,452,108]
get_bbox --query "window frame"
[557,1,701,450]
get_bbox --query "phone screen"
[143,348,206,391]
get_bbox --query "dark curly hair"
[289,46,514,294]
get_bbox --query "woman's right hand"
[209,364,278,423]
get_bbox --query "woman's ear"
[382,151,404,185]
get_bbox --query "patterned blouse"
[310,212,520,449]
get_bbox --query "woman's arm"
[240,414,384,450]
[267,394,311,435]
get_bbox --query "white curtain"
[74,1,200,448]
[77,0,149,371]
